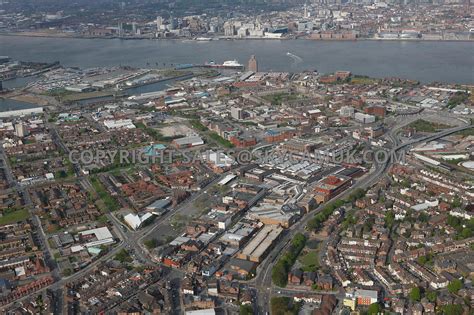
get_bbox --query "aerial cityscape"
[0,0,473,315]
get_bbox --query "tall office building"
[15,123,28,137]
[248,55,258,72]
[169,17,177,30]
[118,23,123,37]
[231,107,244,120]
[156,16,163,29]
[224,23,235,36]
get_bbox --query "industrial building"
[237,225,283,263]
[103,119,136,129]
[145,197,171,215]
[124,212,155,230]
[171,135,204,148]
[78,227,115,248]
[340,106,355,118]
[354,112,376,124]
[248,203,300,228]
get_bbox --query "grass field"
[0,208,30,225]
[350,76,379,85]
[209,132,234,148]
[299,250,320,272]
[408,119,451,133]
[90,177,120,212]
[455,128,474,137]
[63,91,113,102]
[305,239,320,249]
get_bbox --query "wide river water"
[0,35,473,84]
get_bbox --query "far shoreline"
[0,32,473,43]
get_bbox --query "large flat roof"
[241,225,283,259]
[80,227,113,241]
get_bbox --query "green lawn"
[305,239,320,249]
[209,132,234,148]
[455,128,474,137]
[350,76,379,85]
[261,92,303,106]
[90,177,120,212]
[408,119,451,133]
[299,250,320,272]
[0,208,30,225]
[190,119,208,132]
[115,249,133,263]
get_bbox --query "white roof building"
[203,151,235,168]
[80,227,113,240]
[124,212,155,230]
[172,135,204,147]
[78,227,115,248]
[185,309,216,315]
[103,119,136,129]
[354,112,376,124]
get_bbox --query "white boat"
[204,60,244,69]
[222,60,243,67]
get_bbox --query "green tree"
[367,303,381,315]
[447,215,461,228]
[115,249,133,263]
[271,233,307,287]
[384,211,395,228]
[144,238,159,250]
[447,279,463,294]
[460,228,472,239]
[443,304,463,315]
[55,170,68,179]
[417,253,433,266]
[425,291,437,303]
[239,304,254,315]
[271,262,288,287]
[97,215,108,224]
[270,297,301,315]
[417,255,428,265]
[409,287,421,302]
[348,188,366,202]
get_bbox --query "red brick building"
[314,174,352,203]
[264,127,297,143]
[229,136,257,148]
[365,105,386,117]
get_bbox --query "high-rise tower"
[248,55,258,72]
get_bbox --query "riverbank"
[1,32,472,43]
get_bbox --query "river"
[0,98,39,112]
[0,35,473,84]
